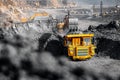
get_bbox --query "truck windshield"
[84,38,91,46]
[67,40,72,45]
[72,38,80,46]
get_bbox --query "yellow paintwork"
[29,12,49,20]
[21,18,28,23]
[21,12,49,22]
[64,33,96,60]
[66,34,94,38]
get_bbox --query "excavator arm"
[21,12,49,23]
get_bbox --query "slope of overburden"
[0,0,30,23]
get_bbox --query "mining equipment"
[53,11,96,60]
[53,11,78,36]
[21,11,49,23]
[64,34,96,60]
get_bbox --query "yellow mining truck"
[64,33,96,60]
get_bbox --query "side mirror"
[92,37,97,45]
[92,37,94,44]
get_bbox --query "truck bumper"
[73,55,93,60]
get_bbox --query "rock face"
[0,0,30,23]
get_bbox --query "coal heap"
[87,21,120,59]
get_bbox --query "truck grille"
[77,49,88,56]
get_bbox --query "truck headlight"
[70,50,74,54]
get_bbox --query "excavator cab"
[64,34,96,60]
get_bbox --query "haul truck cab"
[64,34,96,60]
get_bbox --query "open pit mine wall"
[0,0,66,7]
[25,0,67,7]
[0,0,30,23]
[0,0,77,7]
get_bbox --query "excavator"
[21,11,49,23]
[54,11,96,60]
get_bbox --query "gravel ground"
[68,57,120,78]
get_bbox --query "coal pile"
[87,21,120,59]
